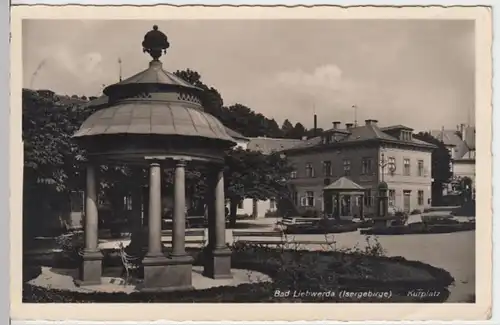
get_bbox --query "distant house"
[282,120,436,216]
[229,135,305,218]
[430,124,476,192]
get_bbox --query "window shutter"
[300,197,306,207]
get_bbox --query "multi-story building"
[283,119,436,216]
[430,124,476,190]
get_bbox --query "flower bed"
[284,220,359,235]
[23,243,454,303]
[360,221,475,235]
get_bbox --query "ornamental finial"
[142,25,170,60]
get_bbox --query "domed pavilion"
[73,25,236,291]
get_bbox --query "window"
[290,170,297,179]
[301,191,315,207]
[417,160,424,177]
[123,195,132,211]
[403,158,411,176]
[292,191,298,206]
[343,159,351,176]
[388,157,396,174]
[323,160,332,176]
[388,189,396,206]
[237,200,244,209]
[305,163,315,178]
[364,189,372,207]
[401,131,412,141]
[270,198,276,210]
[448,148,453,159]
[418,190,424,205]
[361,157,373,175]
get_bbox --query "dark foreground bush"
[24,244,454,303]
[360,222,475,235]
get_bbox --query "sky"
[22,19,475,132]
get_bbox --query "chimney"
[365,119,378,126]
[460,124,466,139]
[332,121,341,129]
[313,114,318,137]
[345,123,353,129]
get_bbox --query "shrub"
[24,231,455,303]
[302,209,319,218]
[410,209,422,215]
[391,211,409,226]
[23,242,454,303]
[55,232,84,261]
[361,222,475,235]
[264,210,279,218]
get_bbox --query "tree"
[413,132,453,205]
[22,89,138,236]
[224,147,293,226]
[451,176,473,204]
[281,119,294,137]
[288,122,307,139]
[174,69,284,138]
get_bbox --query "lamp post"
[379,151,396,182]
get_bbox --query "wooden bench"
[232,230,286,246]
[162,216,207,229]
[161,229,206,246]
[232,230,336,247]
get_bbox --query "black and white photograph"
[12,4,492,322]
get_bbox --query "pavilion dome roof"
[73,26,236,150]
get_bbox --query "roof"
[463,126,476,150]
[83,95,109,109]
[73,102,235,144]
[225,127,248,141]
[430,128,476,160]
[429,130,463,148]
[103,60,201,95]
[380,125,414,131]
[285,123,435,153]
[83,95,246,143]
[324,176,366,192]
[246,137,305,155]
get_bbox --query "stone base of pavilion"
[28,265,272,294]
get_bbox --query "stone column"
[142,161,171,291]
[204,166,232,279]
[359,194,365,220]
[142,159,194,292]
[147,162,163,256]
[252,199,258,219]
[172,159,187,257]
[77,164,103,286]
[335,193,341,220]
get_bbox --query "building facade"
[231,135,305,218]
[284,120,435,216]
[430,124,476,193]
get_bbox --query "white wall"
[381,147,433,212]
[453,161,475,185]
[228,198,277,218]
